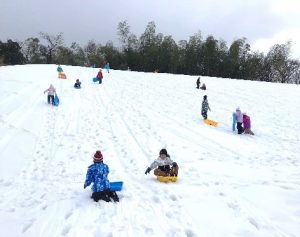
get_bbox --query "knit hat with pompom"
[93,150,103,163]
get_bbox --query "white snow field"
[0,65,300,237]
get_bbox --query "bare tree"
[39,32,64,63]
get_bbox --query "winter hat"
[236,107,240,111]
[159,149,168,156]
[93,150,103,163]
[203,95,207,100]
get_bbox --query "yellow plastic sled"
[203,119,218,127]
[157,176,177,182]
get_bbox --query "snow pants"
[47,95,55,105]
[237,122,244,134]
[91,190,119,202]
[154,165,179,177]
[202,111,208,120]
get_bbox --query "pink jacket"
[243,114,251,129]
[44,85,56,96]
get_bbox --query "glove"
[172,162,178,167]
[84,183,87,189]
[145,167,151,175]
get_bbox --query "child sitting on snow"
[200,83,206,90]
[74,79,81,88]
[145,149,178,177]
[84,150,119,202]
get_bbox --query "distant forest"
[1,21,299,84]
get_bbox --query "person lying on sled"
[145,149,178,177]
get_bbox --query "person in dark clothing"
[200,83,206,90]
[196,77,200,89]
[57,65,63,73]
[201,95,211,120]
[74,79,81,89]
[145,149,179,177]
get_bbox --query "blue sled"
[232,112,237,131]
[110,181,123,191]
[93,77,98,82]
[54,95,60,106]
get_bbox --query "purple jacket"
[236,109,243,123]
[243,115,251,129]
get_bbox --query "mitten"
[172,162,178,167]
[145,167,151,175]
[84,183,87,189]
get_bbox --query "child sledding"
[57,65,67,79]
[145,149,179,182]
[74,79,81,89]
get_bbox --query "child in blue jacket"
[84,150,119,202]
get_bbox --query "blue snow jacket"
[84,162,110,192]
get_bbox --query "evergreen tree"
[0,40,25,65]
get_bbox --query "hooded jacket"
[84,162,110,192]
[44,85,56,96]
[243,114,251,129]
[236,108,243,123]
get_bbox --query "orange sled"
[203,119,218,127]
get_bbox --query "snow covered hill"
[0,65,300,237]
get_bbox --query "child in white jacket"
[145,149,178,177]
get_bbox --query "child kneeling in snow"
[145,149,179,177]
[84,150,119,202]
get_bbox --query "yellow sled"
[157,176,177,182]
[203,119,218,127]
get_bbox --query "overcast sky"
[1,0,299,59]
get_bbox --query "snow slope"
[0,65,300,237]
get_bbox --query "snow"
[0,64,300,237]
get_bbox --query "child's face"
[159,154,167,159]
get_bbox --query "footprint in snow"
[61,224,71,236]
[169,194,177,201]
[185,229,198,237]
[22,219,35,233]
[65,210,73,220]
[152,196,160,203]
[3,181,12,187]
[41,203,47,210]
[248,217,260,230]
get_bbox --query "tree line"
[1,21,299,84]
